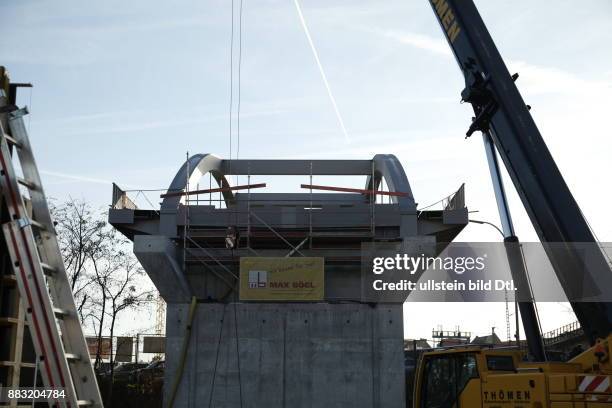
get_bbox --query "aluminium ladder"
[0,107,103,407]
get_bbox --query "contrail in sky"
[293,0,350,142]
[40,170,115,185]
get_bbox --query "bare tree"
[51,198,111,321]
[86,219,131,370]
[52,197,156,403]
[52,199,153,356]
[90,251,113,370]
[98,252,154,401]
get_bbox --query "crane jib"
[426,0,612,344]
[431,0,461,43]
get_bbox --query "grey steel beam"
[219,159,373,175]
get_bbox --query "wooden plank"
[0,361,35,368]
[300,184,410,197]
[1,274,16,285]
[0,317,22,325]
[160,183,267,198]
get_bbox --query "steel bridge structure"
[109,153,468,408]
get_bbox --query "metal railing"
[444,183,465,211]
[112,183,137,210]
[542,321,583,345]
[417,183,466,214]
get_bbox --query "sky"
[2,0,612,343]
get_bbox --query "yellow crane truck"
[413,336,611,407]
[410,1,612,407]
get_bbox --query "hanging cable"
[228,0,235,179]
[577,206,612,266]
[27,86,33,132]
[520,243,547,354]
[207,305,227,408]
[183,152,189,274]
[236,0,244,187]
[232,250,243,408]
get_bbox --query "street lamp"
[469,219,504,238]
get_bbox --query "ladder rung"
[53,307,71,319]
[17,176,37,190]
[77,401,94,406]
[18,217,47,230]
[65,353,81,362]
[30,219,46,230]
[40,262,57,275]
[2,134,21,148]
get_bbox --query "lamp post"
[469,219,505,238]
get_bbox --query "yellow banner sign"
[240,257,324,301]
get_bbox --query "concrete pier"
[166,303,404,408]
[109,154,467,407]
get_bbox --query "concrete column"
[164,303,405,408]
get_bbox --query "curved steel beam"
[160,153,232,236]
[365,154,416,211]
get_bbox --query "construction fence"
[86,334,165,364]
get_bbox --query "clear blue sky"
[2,0,612,339]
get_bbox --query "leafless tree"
[51,198,154,376]
[51,198,111,321]
[93,251,154,401]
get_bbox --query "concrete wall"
[165,302,405,408]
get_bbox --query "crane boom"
[427,0,612,343]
